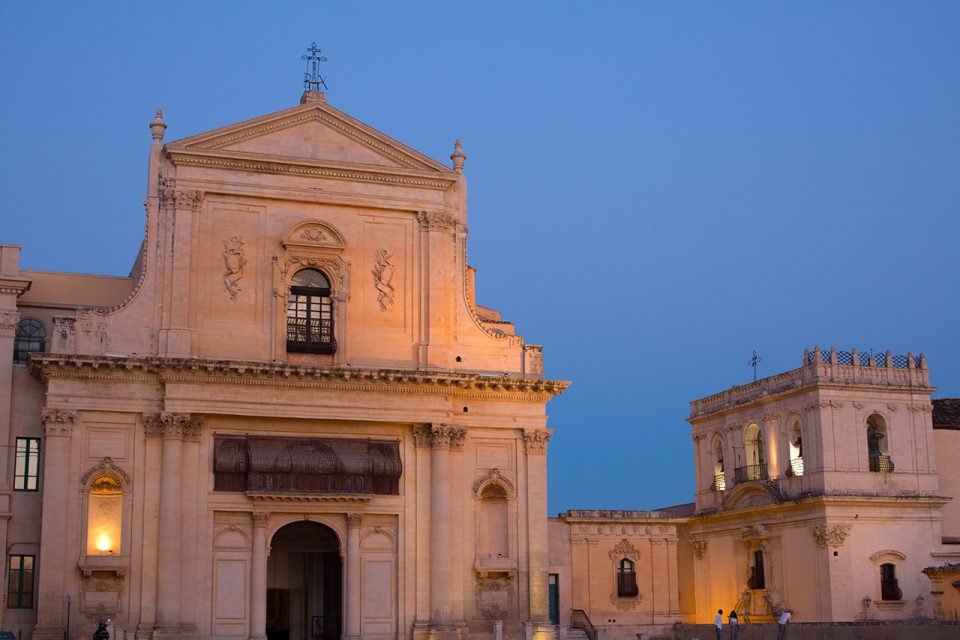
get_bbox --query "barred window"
[880,563,902,601]
[13,319,45,363]
[286,269,335,354]
[616,558,638,598]
[7,555,34,609]
[14,437,41,491]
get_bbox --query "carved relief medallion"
[811,525,851,549]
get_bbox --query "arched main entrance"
[267,522,342,640]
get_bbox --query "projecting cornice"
[28,354,569,400]
[164,149,458,190]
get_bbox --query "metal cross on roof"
[302,42,329,92]
[748,350,761,381]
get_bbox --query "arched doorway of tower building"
[267,521,343,640]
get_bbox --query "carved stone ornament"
[143,413,204,440]
[690,539,709,559]
[473,468,515,498]
[222,236,247,301]
[609,593,641,610]
[412,424,467,450]
[0,312,18,338]
[159,179,203,210]
[416,210,455,231]
[346,513,363,527]
[608,538,641,561]
[523,429,551,454]
[42,409,77,436]
[812,525,851,549]
[81,457,131,487]
[371,249,396,311]
[299,227,328,242]
[252,512,269,527]
[278,255,350,301]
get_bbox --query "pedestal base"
[31,627,65,640]
[526,621,557,640]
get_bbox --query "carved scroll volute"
[412,424,466,450]
[143,413,204,440]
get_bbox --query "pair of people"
[714,607,790,639]
[712,608,738,640]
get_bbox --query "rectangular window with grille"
[14,438,40,491]
[7,555,34,609]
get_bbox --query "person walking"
[777,609,792,640]
[713,609,723,640]
[728,609,739,640]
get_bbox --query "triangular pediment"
[167,96,452,174]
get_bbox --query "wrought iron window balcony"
[287,318,336,354]
[733,463,768,484]
[869,453,894,473]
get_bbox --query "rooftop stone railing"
[689,346,930,419]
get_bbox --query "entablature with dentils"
[29,354,569,400]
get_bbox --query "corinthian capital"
[523,429,551,454]
[413,424,467,450]
[143,412,204,440]
[42,409,77,437]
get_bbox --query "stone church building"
[1,88,959,640]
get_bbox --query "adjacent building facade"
[0,90,567,640]
[2,91,959,640]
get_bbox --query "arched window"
[737,423,767,482]
[867,414,893,472]
[880,563,902,601]
[616,558,638,597]
[286,268,335,354]
[788,420,804,476]
[13,319,45,363]
[86,473,123,555]
[712,437,726,491]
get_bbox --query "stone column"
[32,410,76,640]
[424,424,466,636]
[137,416,165,638]
[345,513,363,640]
[250,512,269,640]
[523,429,554,640]
[153,413,201,638]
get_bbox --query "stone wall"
[665,621,960,640]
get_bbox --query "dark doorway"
[267,522,342,640]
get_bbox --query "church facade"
[0,90,567,640]
[2,89,959,640]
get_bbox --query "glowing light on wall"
[87,474,123,556]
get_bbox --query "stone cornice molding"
[812,524,851,549]
[523,429,551,454]
[81,457,131,487]
[166,149,456,191]
[143,412,204,440]
[31,355,570,401]
[246,492,373,504]
[42,409,76,437]
[413,424,467,450]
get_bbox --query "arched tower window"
[788,420,804,476]
[86,473,123,555]
[616,558,638,597]
[737,423,768,482]
[867,414,893,472]
[13,319,45,363]
[286,268,336,354]
[712,437,726,491]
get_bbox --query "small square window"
[14,438,41,491]
[7,555,34,609]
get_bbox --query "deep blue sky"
[3,3,959,514]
